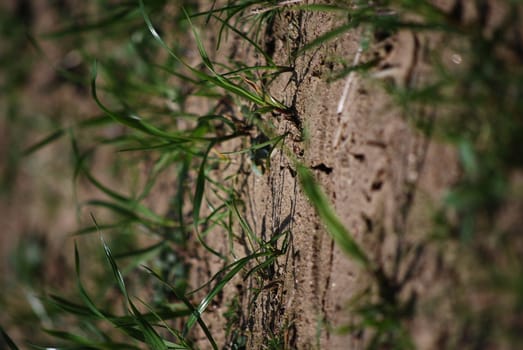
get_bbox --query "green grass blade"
[128,301,168,350]
[211,14,275,65]
[193,143,213,232]
[73,242,107,319]
[22,129,65,156]
[47,294,95,318]
[113,240,165,260]
[140,1,287,111]
[42,329,97,346]
[143,266,217,350]
[222,133,286,155]
[231,200,261,249]
[297,164,370,269]
[82,199,175,228]
[296,22,354,56]
[99,235,129,301]
[43,327,142,349]
[184,251,272,335]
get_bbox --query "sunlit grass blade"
[296,163,370,269]
[99,235,128,301]
[185,9,286,110]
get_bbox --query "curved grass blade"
[128,301,167,350]
[296,22,355,56]
[113,240,165,260]
[296,163,371,269]
[231,200,261,250]
[47,294,97,318]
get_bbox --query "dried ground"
[184,6,461,349]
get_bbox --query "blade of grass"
[139,1,287,111]
[143,266,218,350]
[296,163,371,269]
[193,142,214,232]
[99,234,129,301]
[184,250,275,335]
[128,301,168,350]
[135,299,194,350]
[22,129,65,156]
[74,242,106,320]
[210,14,275,65]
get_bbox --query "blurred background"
[0,0,163,343]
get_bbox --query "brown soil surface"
[184,6,461,349]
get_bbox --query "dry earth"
[184,5,461,349]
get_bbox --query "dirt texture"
[182,5,461,349]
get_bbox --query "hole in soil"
[361,213,374,232]
[371,180,383,191]
[351,153,366,162]
[311,163,333,174]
